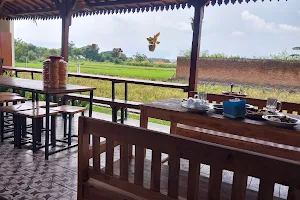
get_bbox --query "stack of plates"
[181,100,212,113]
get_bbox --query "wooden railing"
[78,116,300,200]
[3,66,189,95]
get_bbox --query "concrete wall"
[0,20,14,66]
[176,57,300,88]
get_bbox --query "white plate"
[181,101,213,113]
[262,115,300,128]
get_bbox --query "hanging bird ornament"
[146,32,160,52]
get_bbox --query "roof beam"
[84,0,164,7]
[11,8,58,16]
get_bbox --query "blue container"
[223,99,246,118]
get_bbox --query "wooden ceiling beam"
[84,0,163,7]
[31,0,48,8]
[11,8,58,15]
[40,0,55,8]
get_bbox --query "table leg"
[140,108,148,129]
[68,114,72,146]
[51,115,56,147]
[45,94,50,160]
[32,119,37,153]
[89,90,93,117]
[0,103,3,142]
[170,121,177,135]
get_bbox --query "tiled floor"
[0,112,289,199]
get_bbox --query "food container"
[223,98,246,118]
[48,56,62,89]
[58,60,68,88]
[42,59,50,88]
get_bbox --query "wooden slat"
[231,173,247,200]
[208,166,222,200]
[77,117,90,200]
[120,142,129,181]
[105,138,114,176]
[257,179,274,200]
[187,160,200,200]
[134,145,144,186]
[150,150,161,192]
[167,154,180,198]
[288,187,300,200]
[92,135,100,170]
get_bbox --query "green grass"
[13,60,300,126]
[15,61,176,80]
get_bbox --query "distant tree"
[68,41,75,57]
[81,45,100,61]
[291,47,300,59]
[133,52,147,62]
[72,48,83,57]
[27,50,37,61]
[49,49,60,56]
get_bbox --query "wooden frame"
[140,99,300,162]
[78,116,300,200]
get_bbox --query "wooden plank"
[105,138,114,176]
[89,169,176,200]
[231,173,247,200]
[208,166,222,200]
[150,150,161,192]
[0,76,95,95]
[257,179,274,200]
[288,187,300,200]
[176,125,300,162]
[134,145,144,186]
[77,117,90,200]
[92,135,100,171]
[187,160,200,200]
[168,154,180,198]
[120,142,129,181]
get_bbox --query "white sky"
[14,0,300,59]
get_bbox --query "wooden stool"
[0,103,35,144]
[0,96,26,142]
[52,105,86,146]
[0,92,20,96]
[24,101,58,108]
[15,108,59,152]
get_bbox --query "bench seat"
[87,158,283,200]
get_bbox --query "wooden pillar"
[61,15,71,62]
[56,0,76,63]
[188,2,205,94]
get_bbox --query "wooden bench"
[78,117,300,200]
[65,93,141,123]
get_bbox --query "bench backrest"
[190,92,300,114]
[78,116,300,200]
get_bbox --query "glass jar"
[59,59,68,88]
[48,56,62,89]
[42,59,50,88]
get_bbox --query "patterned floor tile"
[56,190,77,200]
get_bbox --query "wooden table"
[140,98,300,161]
[0,76,95,159]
